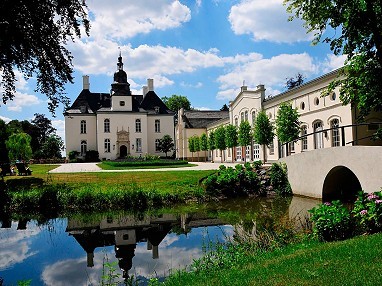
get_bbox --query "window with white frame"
[331,119,340,147]
[104,139,111,153]
[80,120,86,134]
[136,138,142,152]
[235,118,238,127]
[155,119,160,133]
[81,140,87,155]
[135,119,141,133]
[236,146,242,161]
[104,119,110,133]
[244,110,248,121]
[313,121,324,149]
[155,139,160,152]
[241,112,244,122]
[301,125,308,151]
[269,141,274,155]
[252,111,256,125]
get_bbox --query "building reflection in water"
[66,213,225,280]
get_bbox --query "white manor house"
[176,69,382,162]
[64,55,175,160]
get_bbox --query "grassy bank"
[98,160,193,170]
[159,233,382,286]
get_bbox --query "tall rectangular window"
[80,120,86,134]
[81,140,87,155]
[155,119,160,133]
[104,119,110,133]
[136,138,142,152]
[135,119,141,133]
[269,141,274,155]
[104,139,110,153]
[155,139,160,152]
[301,125,308,151]
[331,119,340,147]
[236,146,242,161]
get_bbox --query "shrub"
[269,163,292,196]
[68,150,80,160]
[353,191,382,234]
[85,150,100,162]
[309,200,355,241]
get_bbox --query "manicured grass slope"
[163,233,382,286]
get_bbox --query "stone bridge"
[279,146,382,201]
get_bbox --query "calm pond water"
[0,196,319,286]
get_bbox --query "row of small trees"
[188,102,300,162]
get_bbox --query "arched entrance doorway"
[120,145,128,158]
[322,166,362,203]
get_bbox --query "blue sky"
[0,0,345,142]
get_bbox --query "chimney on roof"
[83,75,90,90]
[241,85,247,92]
[143,86,148,96]
[147,78,154,92]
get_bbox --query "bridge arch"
[322,165,362,203]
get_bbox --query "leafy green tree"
[6,133,32,161]
[158,134,174,158]
[0,119,9,162]
[214,126,226,163]
[41,135,64,159]
[285,0,382,122]
[285,73,305,90]
[253,111,275,163]
[208,131,215,161]
[0,0,90,113]
[200,133,208,161]
[238,121,252,163]
[193,135,201,161]
[161,95,191,112]
[225,124,238,162]
[188,136,196,161]
[31,113,56,146]
[276,102,300,156]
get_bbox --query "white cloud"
[87,0,191,40]
[194,106,212,111]
[0,115,12,123]
[180,81,203,88]
[6,92,41,112]
[321,54,346,73]
[229,0,313,43]
[0,222,41,270]
[216,53,318,100]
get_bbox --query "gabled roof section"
[65,90,110,114]
[183,110,229,128]
[140,91,173,114]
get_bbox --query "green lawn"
[97,162,197,170]
[162,233,382,286]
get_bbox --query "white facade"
[65,55,175,160]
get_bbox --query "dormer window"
[80,106,87,113]
[120,101,125,106]
[154,106,160,114]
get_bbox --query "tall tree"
[31,113,56,147]
[158,134,174,159]
[41,135,64,159]
[0,119,9,162]
[188,136,196,161]
[193,135,201,161]
[238,121,252,163]
[275,102,300,155]
[161,95,191,112]
[208,131,216,161]
[253,111,275,163]
[214,126,227,163]
[0,0,90,113]
[285,73,305,90]
[6,133,32,161]
[285,0,382,122]
[200,133,208,162]
[225,124,238,162]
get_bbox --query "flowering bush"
[309,200,354,241]
[353,191,382,233]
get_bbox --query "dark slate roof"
[140,91,173,114]
[183,110,229,128]
[65,89,171,115]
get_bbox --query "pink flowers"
[360,210,368,216]
[367,194,379,201]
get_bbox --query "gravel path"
[48,162,241,173]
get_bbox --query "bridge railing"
[280,122,382,158]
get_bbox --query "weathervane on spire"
[117,47,123,70]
